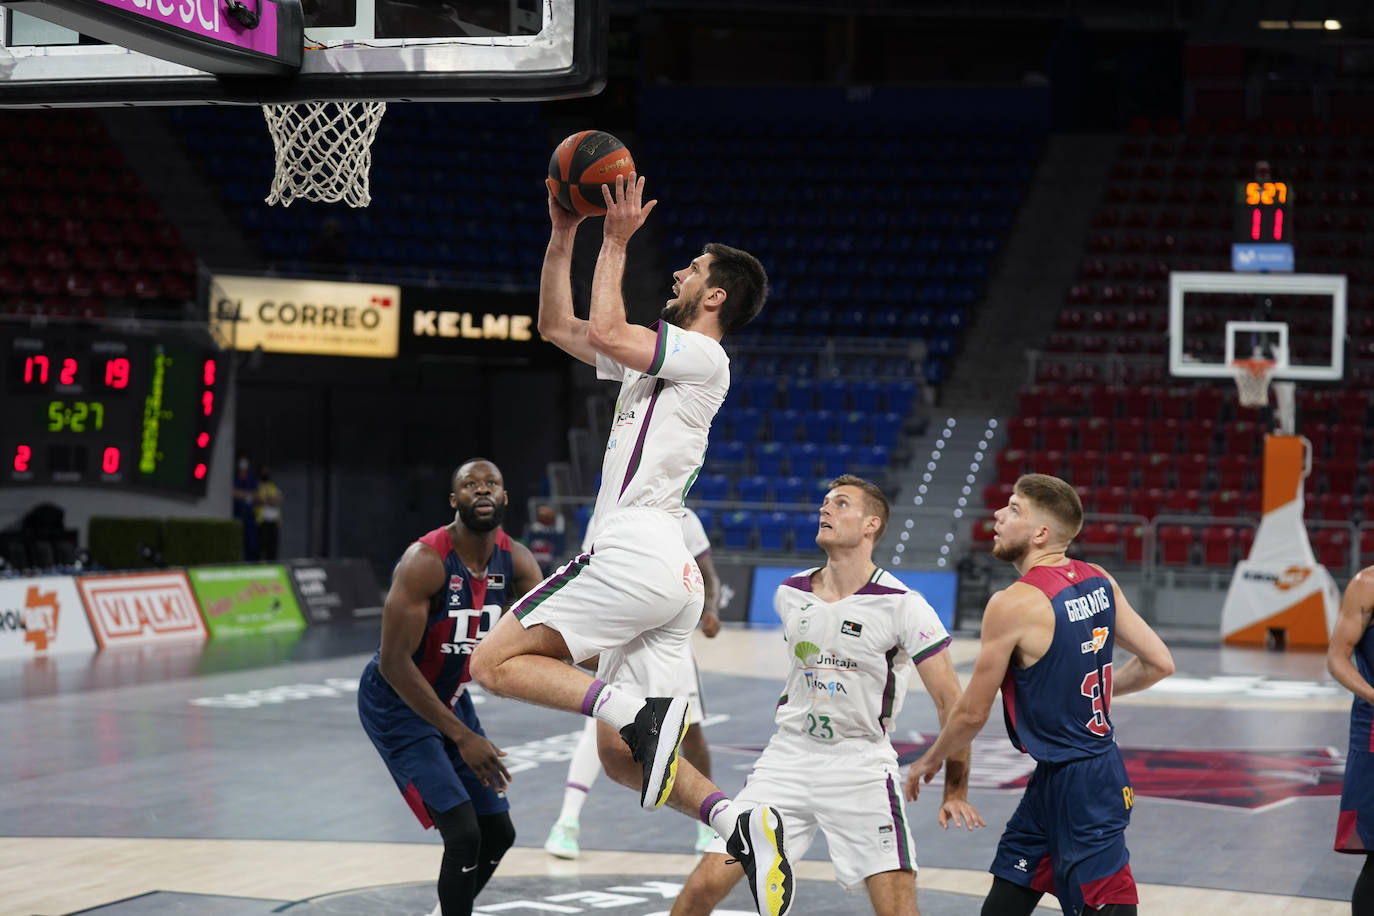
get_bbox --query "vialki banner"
[187,565,307,638]
[77,570,208,648]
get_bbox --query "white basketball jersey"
[585,321,729,545]
[773,567,951,742]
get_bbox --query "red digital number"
[202,391,214,417]
[1251,208,1262,241]
[24,355,48,385]
[194,463,207,480]
[1080,662,1114,737]
[102,447,120,474]
[197,432,210,448]
[1273,208,1283,241]
[203,359,216,386]
[105,358,130,389]
[59,358,77,385]
[13,444,31,472]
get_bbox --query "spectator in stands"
[232,455,258,561]
[255,466,284,561]
[522,503,567,577]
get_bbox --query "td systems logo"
[77,572,208,648]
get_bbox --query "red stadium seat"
[1041,417,1075,451]
[1123,523,1147,564]
[1158,525,1195,565]
[1165,488,1203,514]
[1007,416,1039,451]
[1134,488,1166,519]
[1113,417,1146,452]
[1097,486,1130,516]
[1147,418,1179,452]
[1201,525,1236,567]
[970,517,996,550]
[1176,453,1210,491]
[1139,453,1170,490]
[1312,528,1352,574]
[1078,417,1111,452]
[1067,450,1103,488]
[1079,521,1121,557]
[1103,452,1136,488]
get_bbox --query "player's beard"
[662,289,702,327]
[991,532,1030,564]
[458,500,505,533]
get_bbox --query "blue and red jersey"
[1352,623,1374,752]
[1001,559,1119,764]
[366,525,516,708]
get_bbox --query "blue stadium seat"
[743,377,777,409]
[753,441,787,477]
[883,380,917,415]
[818,378,850,412]
[787,442,821,477]
[721,511,756,550]
[757,511,792,551]
[852,379,884,413]
[790,512,818,551]
[871,413,904,449]
[692,507,715,541]
[574,505,593,543]
[840,412,869,445]
[693,473,731,502]
[855,445,891,475]
[774,475,809,506]
[804,409,838,444]
[783,378,816,411]
[768,408,805,443]
[706,439,747,471]
[821,443,855,477]
[736,475,772,504]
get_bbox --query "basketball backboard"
[0,0,605,105]
[1167,271,1347,382]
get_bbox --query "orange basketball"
[547,130,636,217]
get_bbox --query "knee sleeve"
[1354,853,1374,916]
[474,811,516,893]
[427,803,483,916]
[983,875,1044,916]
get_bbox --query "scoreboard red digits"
[1,331,224,495]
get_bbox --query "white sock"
[583,678,642,730]
[558,718,601,823]
[705,795,743,840]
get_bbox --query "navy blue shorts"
[1337,747,1374,853]
[358,665,509,828]
[990,747,1137,915]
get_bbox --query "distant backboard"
[1168,271,1347,382]
[0,0,605,105]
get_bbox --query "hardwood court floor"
[0,623,1360,915]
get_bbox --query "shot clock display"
[1235,181,1292,243]
[1,330,223,495]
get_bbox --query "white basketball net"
[1231,358,1275,407]
[262,101,387,208]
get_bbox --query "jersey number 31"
[1080,662,1114,737]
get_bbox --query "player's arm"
[377,543,510,789]
[508,539,546,598]
[538,179,598,367]
[1329,568,1374,704]
[912,646,986,829]
[696,549,722,637]
[1094,566,1175,697]
[906,588,1025,799]
[587,173,662,373]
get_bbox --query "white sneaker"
[695,822,717,853]
[544,817,581,859]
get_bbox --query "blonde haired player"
[672,476,983,916]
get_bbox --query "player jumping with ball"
[469,171,795,916]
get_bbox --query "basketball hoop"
[1231,357,1276,408]
[262,101,387,207]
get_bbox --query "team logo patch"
[797,611,812,636]
[877,824,895,854]
[1080,626,1109,654]
[683,561,704,595]
[841,620,863,637]
[486,573,505,589]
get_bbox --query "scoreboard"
[1,329,223,496]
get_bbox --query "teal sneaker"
[695,821,717,853]
[544,817,580,860]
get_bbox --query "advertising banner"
[286,557,383,624]
[709,559,755,624]
[747,566,957,631]
[77,570,208,648]
[210,275,401,358]
[0,575,96,658]
[188,565,307,638]
[399,286,557,364]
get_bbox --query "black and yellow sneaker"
[725,805,794,916]
[618,696,690,809]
